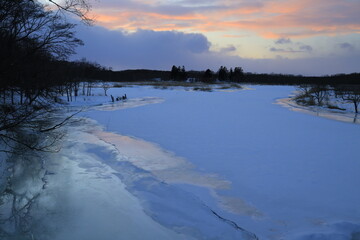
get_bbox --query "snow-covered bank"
[277,96,360,125]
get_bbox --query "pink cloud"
[91,0,360,38]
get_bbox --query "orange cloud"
[95,14,120,23]
[223,34,248,38]
[92,0,360,39]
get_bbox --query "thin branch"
[39,109,81,132]
[48,0,93,25]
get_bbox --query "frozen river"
[1,84,359,240]
[83,85,360,240]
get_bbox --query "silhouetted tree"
[170,65,187,81]
[232,67,244,82]
[180,66,187,80]
[170,65,179,80]
[218,66,229,81]
[229,68,234,81]
[202,69,214,83]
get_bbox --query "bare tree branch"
[47,0,93,25]
[39,109,82,132]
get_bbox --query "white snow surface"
[29,85,360,240]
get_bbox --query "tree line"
[168,66,359,85]
[169,65,244,82]
[98,66,359,85]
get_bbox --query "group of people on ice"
[110,94,127,102]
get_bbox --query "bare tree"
[309,85,329,105]
[45,0,93,24]
[335,86,360,113]
[102,82,111,96]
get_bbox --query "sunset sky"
[73,0,360,75]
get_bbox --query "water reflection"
[0,148,47,239]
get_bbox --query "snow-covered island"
[1,83,359,240]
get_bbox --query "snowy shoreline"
[276,95,360,125]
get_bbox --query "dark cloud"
[275,38,292,44]
[269,47,302,53]
[299,45,313,52]
[73,25,210,69]
[220,45,237,53]
[338,42,355,51]
[270,44,313,53]
[72,25,359,75]
[270,47,285,52]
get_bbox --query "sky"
[72,0,360,75]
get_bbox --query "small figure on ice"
[111,94,127,102]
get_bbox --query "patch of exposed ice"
[94,130,230,189]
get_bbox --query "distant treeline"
[8,56,354,86]
[85,66,360,85]
[241,72,360,85]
